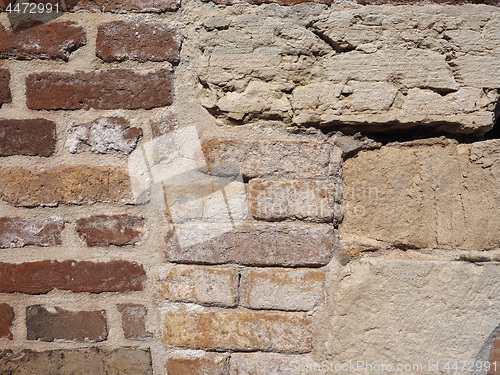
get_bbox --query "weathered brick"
[164,310,312,352]
[0,217,63,248]
[0,21,86,61]
[0,119,56,156]
[201,139,342,179]
[67,117,142,154]
[0,165,133,207]
[166,353,229,375]
[0,347,152,374]
[0,260,146,294]
[0,304,14,340]
[117,304,153,340]
[204,0,331,5]
[0,0,179,11]
[26,70,173,110]
[26,305,107,342]
[97,21,180,63]
[0,69,11,107]
[165,223,334,266]
[156,265,238,307]
[248,178,339,223]
[76,214,145,246]
[230,353,318,375]
[357,0,497,4]
[240,268,325,311]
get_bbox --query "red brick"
[0,119,55,156]
[0,0,180,12]
[204,0,330,4]
[117,304,153,340]
[0,217,63,248]
[0,69,11,107]
[97,21,180,63]
[0,165,133,207]
[76,215,145,246]
[26,70,173,110]
[0,260,146,294]
[26,305,107,342]
[0,22,85,61]
[166,353,228,375]
[0,304,14,340]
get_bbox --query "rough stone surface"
[0,260,146,293]
[166,353,229,375]
[0,165,133,207]
[0,217,64,248]
[97,21,180,63]
[0,347,153,374]
[165,223,334,266]
[230,353,319,375]
[163,310,312,352]
[240,268,324,311]
[206,0,330,4]
[0,21,86,61]
[117,304,153,340]
[26,70,173,110]
[156,265,238,306]
[26,305,107,342]
[248,178,340,223]
[0,304,14,340]
[0,119,56,156]
[0,0,179,11]
[76,214,145,246]
[0,69,11,107]
[341,139,500,250]
[67,117,142,154]
[201,139,342,179]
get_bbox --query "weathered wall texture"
[0,0,499,373]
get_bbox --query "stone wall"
[0,0,498,373]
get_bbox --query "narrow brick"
[204,0,330,5]
[0,165,133,207]
[0,217,63,248]
[26,305,107,342]
[0,304,14,340]
[76,215,145,246]
[0,119,56,156]
[164,310,312,352]
[97,21,180,63]
[26,70,173,110]
[117,304,153,340]
[248,178,339,223]
[165,223,334,266]
[166,353,229,375]
[0,347,152,374]
[0,69,11,107]
[201,139,342,179]
[156,265,238,307]
[230,353,319,375]
[240,268,325,311]
[0,260,146,294]
[0,22,85,61]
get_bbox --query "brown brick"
[165,223,334,266]
[117,304,153,340]
[0,21,85,61]
[0,304,14,340]
[0,347,152,374]
[26,305,107,342]
[494,337,500,349]
[26,70,173,110]
[0,260,146,294]
[166,353,229,375]
[491,350,500,362]
[0,165,133,207]
[248,178,340,223]
[0,217,63,248]
[163,310,312,352]
[0,69,11,107]
[76,215,145,246]
[97,21,180,63]
[156,265,238,307]
[240,268,325,311]
[0,119,56,156]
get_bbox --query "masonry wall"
[0,0,498,373]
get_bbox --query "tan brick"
[230,353,319,375]
[240,268,325,311]
[163,310,312,352]
[166,352,229,375]
[248,178,340,223]
[156,265,238,307]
